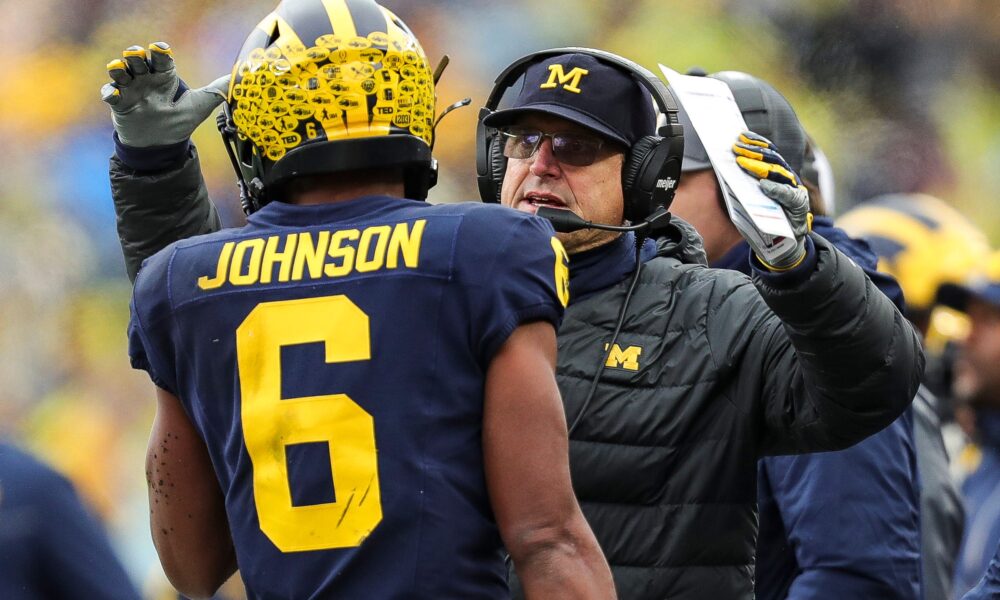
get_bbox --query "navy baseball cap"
[483,53,655,147]
[937,251,1000,313]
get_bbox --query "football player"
[0,441,142,599]
[111,1,613,598]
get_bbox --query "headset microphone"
[536,206,672,234]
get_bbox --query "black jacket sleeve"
[710,233,925,456]
[110,146,221,282]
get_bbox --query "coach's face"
[500,113,625,254]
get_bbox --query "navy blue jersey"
[0,442,141,600]
[128,196,568,599]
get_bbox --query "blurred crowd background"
[2,0,1000,596]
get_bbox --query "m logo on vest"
[540,64,589,94]
[604,343,642,371]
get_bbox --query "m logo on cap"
[540,64,589,94]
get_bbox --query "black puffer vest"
[513,224,922,599]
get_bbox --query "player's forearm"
[149,458,236,598]
[146,391,237,597]
[147,454,237,598]
[153,539,236,600]
[510,512,616,599]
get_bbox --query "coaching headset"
[475,47,685,224]
[476,48,685,434]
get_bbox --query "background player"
[0,440,142,600]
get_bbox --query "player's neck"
[282,169,407,205]
[288,182,406,205]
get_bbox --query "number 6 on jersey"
[237,295,382,552]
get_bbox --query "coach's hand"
[101,42,229,148]
[733,130,812,271]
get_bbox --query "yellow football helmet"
[838,194,990,313]
[219,0,437,212]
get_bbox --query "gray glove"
[101,42,229,148]
[733,131,813,270]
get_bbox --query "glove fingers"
[101,82,122,106]
[737,156,798,187]
[148,42,175,74]
[737,131,774,149]
[732,131,799,187]
[122,45,150,77]
[764,164,799,187]
[733,143,791,169]
[736,155,799,187]
[735,155,769,180]
[106,58,132,87]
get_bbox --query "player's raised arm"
[483,320,616,599]
[147,387,236,598]
[102,42,226,282]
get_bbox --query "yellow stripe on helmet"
[322,0,358,39]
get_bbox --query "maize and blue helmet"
[838,193,991,356]
[220,0,437,212]
[838,194,990,315]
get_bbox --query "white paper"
[658,64,796,263]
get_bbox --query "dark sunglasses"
[497,127,607,167]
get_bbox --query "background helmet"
[678,69,808,176]
[839,194,992,413]
[221,0,437,212]
[838,194,990,316]
[709,71,808,176]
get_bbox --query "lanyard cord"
[568,235,646,435]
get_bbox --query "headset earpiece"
[475,108,502,204]
[622,136,660,222]
[487,134,508,203]
[623,134,683,222]
[474,120,508,205]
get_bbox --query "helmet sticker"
[229,21,435,162]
